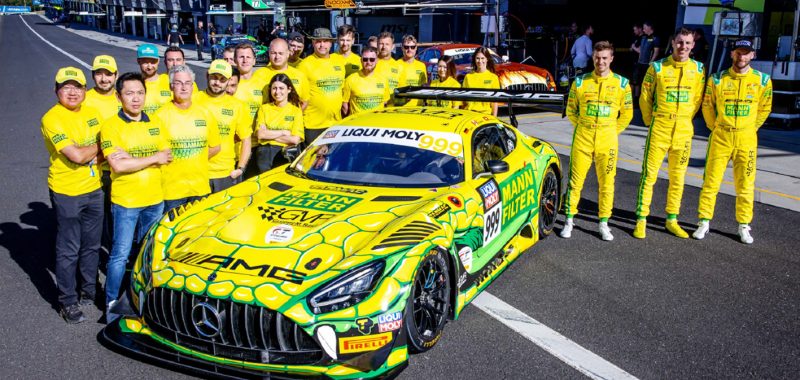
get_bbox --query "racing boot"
[738,224,754,244]
[692,220,710,240]
[665,219,689,239]
[633,218,646,239]
[598,221,614,241]
[560,218,574,238]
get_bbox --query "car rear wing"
[394,86,566,128]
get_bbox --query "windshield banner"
[317,126,464,158]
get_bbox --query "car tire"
[538,166,559,238]
[404,249,451,353]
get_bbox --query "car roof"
[429,43,481,51]
[340,108,501,135]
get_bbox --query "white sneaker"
[560,218,574,238]
[599,222,614,241]
[692,220,710,240]
[738,224,754,244]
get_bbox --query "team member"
[226,68,240,96]
[254,74,304,172]
[634,27,705,239]
[288,32,305,67]
[137,44,171,114]
[335,24,361,77]
[298,28,346,143]
[462,47,500,115]
[427,56,462,109]
[232,43,266,120]
[693,39,772,244]
[396,35,427,106]
[158,47,199,96]
[84,55,120,254]
[258,38,310,108]
[155,65,221,212]
[571,24,594,75]
[101,72,172,322]
[222,46,236,67]
[196,60,253,192]
[560,41,633,241]
[342,47,390,116]
[41,67,103,324]
[375,32,401,96]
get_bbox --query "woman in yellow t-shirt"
[462,47,500,116]
[427,56,463,109]
[254,73,305,172]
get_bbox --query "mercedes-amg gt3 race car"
[103,90,564,379]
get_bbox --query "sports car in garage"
[418,43,557,92]
[103,102,562,379]
[211,34,268,64]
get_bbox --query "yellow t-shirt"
[288,57,303,68]
[256,65,311,103]
[335,52,362,77]
[396,59,428,106]
[40,103,102,196]
[84,89,121,172]
[143,77,172,115]
[428,77,463,109]
[255,103,304,147]
[100,112,170,208]
[298,54,346,130]
[232,70,267,121]
[343,71,390,115]
[195,92,253,179]
[463,71,500,114]
[155,102,221,200]
[375,58,401,92]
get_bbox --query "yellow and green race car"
[103,97,563,379]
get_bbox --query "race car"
[102,93,563,379]
[418,43,557,92]
[211,34,268,64]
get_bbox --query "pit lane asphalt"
[1,14,798,379]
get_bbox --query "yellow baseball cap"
[55,66,86,86]
[208,59,232,79]
[92,55,118,73]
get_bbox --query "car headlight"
[308,261,385,314]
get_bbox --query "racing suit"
[698,68,772,224]
[636,56,705,219]
[565,71,633,220]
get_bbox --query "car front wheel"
[404,249,451,353]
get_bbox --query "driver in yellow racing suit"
[561,41,633,241]
[634,27,705,239]
[692,39,772,244]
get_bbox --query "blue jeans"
[105,202,164,312]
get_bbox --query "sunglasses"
[362,57,377,62]
[402,45,417,50]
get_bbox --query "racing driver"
[634,27,705,239]
[561,41,633,241]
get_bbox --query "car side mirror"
[501,55,509,63]
[429,58,439,64]
[486,160,509,174]
[282,144,301,162]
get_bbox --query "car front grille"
[144,287,324,365]
[505,83,549,92]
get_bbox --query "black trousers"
[50,188,103,307]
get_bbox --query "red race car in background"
[417,43,557,92]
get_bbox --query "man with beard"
[375,32,401,104]
[342,47,389,116]
[335,24,361,77]
[137,44,171,114]
[298,28,345,143]
[288,32,305,68]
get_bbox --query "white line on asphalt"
[474,292,639,380]
[19,15,91,70]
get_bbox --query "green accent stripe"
[635,123,655,217]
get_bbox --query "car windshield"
[288,126,465,187]
[444,48,503,66]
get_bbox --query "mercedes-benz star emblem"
[191,302,223,337]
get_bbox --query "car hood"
[154,170,453,302]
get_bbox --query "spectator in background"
[257,19,269,44]
[631,23,643,60]
[632,21,660,101]
[194,20,205,61]
[288,32,305,67]
[271,21,287,40]
[692,28,708,64]
[167,24,183,47]
[571,24,593,75]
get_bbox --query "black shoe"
[60,304,86,324]
[79,291,96,307]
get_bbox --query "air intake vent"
[373,220,439,250]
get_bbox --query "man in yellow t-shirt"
[335,24,361,77]
[100,72,172,322]
[376,32,401,103]
[232,43,266,120]
[197,60,253,192]
[396,35,428,106]
[343,47,390,116]
[258,38,310,107]
[137,44,172,115]
[288,32,305,68]
[157,47,199,98]
[156,65,221,212]
[41,67,103,324]
[84,54,121,254]
[298,28,346,143]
